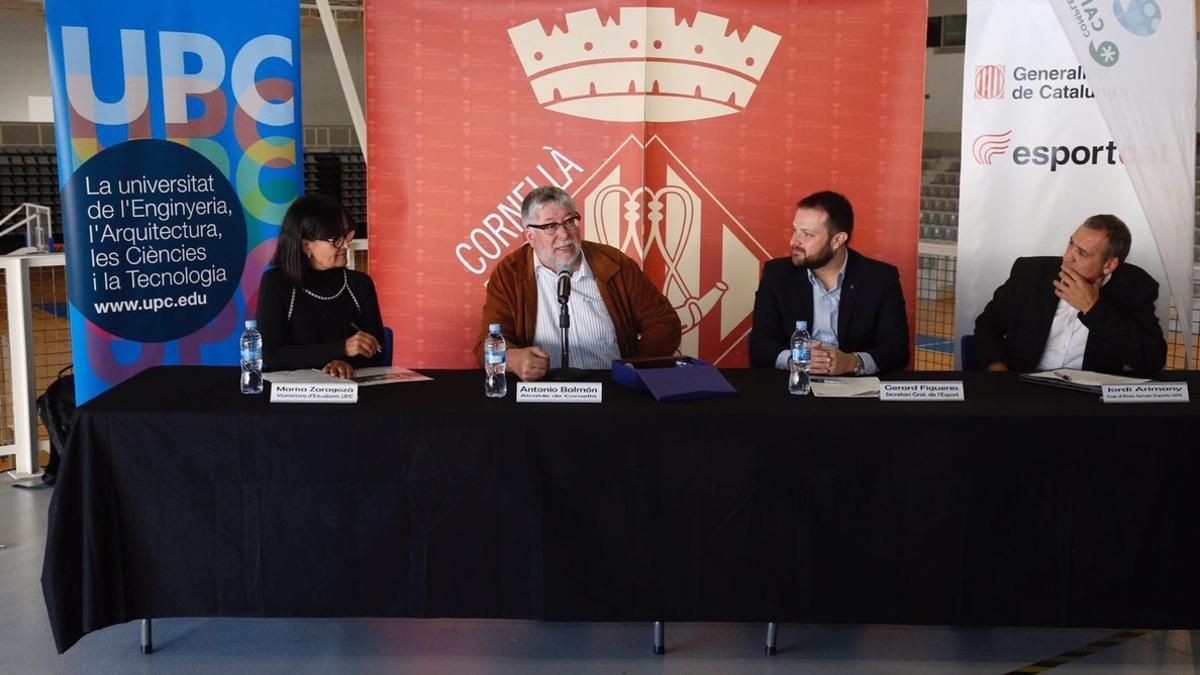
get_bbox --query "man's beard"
[792,243,835,270]
[555,241,581,265]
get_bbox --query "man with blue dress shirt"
[749,190,910,375]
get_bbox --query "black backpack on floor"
[34,365,75,487]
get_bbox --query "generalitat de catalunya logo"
[974,64,1005,99]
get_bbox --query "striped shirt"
[532,253,620,369]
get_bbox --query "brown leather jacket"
[473,241,682,364]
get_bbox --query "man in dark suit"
[750,191,910,375]
[972,214,1166,375]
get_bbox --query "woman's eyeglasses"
[316,230,355,248]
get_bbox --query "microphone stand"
[547,271,586,381]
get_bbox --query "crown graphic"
[508,7,781,123]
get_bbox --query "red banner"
[367,1,926,366]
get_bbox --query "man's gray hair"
[1081,214,1132,262]
[521,186,576,225]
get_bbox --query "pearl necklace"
[286,268,361,322]
[304,268,349,301]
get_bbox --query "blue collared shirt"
[774,255,878,374]
[807,259,846,349]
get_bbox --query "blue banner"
[45,0,302,402]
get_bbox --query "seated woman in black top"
[257,194,385,378]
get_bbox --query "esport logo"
[972,130,1011,165]
[972,130,1120,172]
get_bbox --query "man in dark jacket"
[972,214,1165,375]
[750,191,910,375]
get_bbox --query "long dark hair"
[272,193,355,287]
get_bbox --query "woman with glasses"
[256,193,384,378]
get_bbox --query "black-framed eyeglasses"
[314,230,355,248]
[526,214,581,234]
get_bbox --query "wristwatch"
[853,353,866,376]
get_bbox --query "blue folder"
[611,356,739,402]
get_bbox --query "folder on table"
[612,356,738,402]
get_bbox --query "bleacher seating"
[0,146,60,246]
[303,149,368,235]
[918,149,960,244]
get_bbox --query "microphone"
[556,264,572,303]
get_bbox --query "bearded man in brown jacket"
[473,186,681,381]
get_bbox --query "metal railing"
[0,203,53,253]
[1,252,66,477]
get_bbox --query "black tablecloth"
[42,367,1200,652]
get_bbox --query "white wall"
[0,10,362,128]
[924,51,965,134]
[924,0,966,135]
[0,9,54,123]
[299,23,363,127]
[929,0,967,17]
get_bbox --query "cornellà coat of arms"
[508,7,780,362]
[508,7,781,123]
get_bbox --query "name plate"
[270,382,358,403]
[1102,382,1189,403]
[516,381,603,403]
[879,381,965,401]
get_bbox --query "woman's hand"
[322,359,355,379]
[343,331,381,359]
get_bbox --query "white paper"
[263,369,352,385]
[1026,369,1149,388]
[809,376,880,399]
[351,367,432,386]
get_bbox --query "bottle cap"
[795,320,808,331]
[488,323,501,333]
[245,319,257,329]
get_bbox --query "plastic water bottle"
[484,323,507,398]
[240,320,263,394]
[788,320,811,396]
